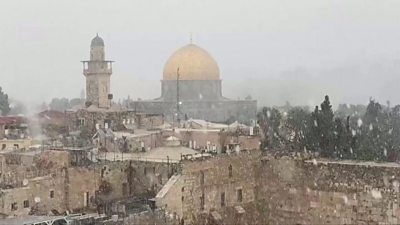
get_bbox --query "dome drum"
[161,79,222,101]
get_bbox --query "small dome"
[163,44,220,80]
[91,34,104,47]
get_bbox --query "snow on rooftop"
[305,159,400,168]
[99,146,199,163]
[155,174,181,198]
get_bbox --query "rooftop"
[0,216,67,225]
[0,116,27,126]
[155,174,181,198]
[113,129,160,139]
[99,145,201,163]
[305,159,400,168]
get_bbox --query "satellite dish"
[34,197,41,203]
[22,179,29,186]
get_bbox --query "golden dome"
[163,44,220,80]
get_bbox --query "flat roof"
[305,159,400,168]
[99,146,200,163]
[0,216,66,225]
[113,129,160,138]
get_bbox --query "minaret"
[82,34,114,108]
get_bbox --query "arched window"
[228,164,233,178]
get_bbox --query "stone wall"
[135,114,164,129]
[123,209,178,225]
[66,109,136,133]
[156,151,260,224]
[0,166,97,217]
[0,150,69,189]
[0,173,65,216]
[158,152,400,225]
[161,80,223,102]
[0,125,4,139]
[163,129,260,152]
[96,160,179,203]
[255,158,400,224]
[95,130,163,152]
[132,99,257,124]
[0,139,33,151]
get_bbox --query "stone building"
[132,43,257,124]
[0,116,32,151]
[155,150,260,224]
[163,125,260,153]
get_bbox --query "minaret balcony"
[82,60,114,76]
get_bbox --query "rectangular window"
[23,200,29,208]
[122,183,128,196]
[200,194,205,210]
[200,171,205,186]
[237,189,243,202]
[221,192,226,207]
[78,118,85,126]
[84,192,89,207]
[11,202,17,211]
[50,190,54,198]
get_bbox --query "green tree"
[0,87,11,116]
[388,105,400,161]
[307,106,321,152]
[49,98,70,111]
[355,99,390,161]
[69,98,83,108]
[257,107,282,149]
[315,95,335,157]
[333,117,354,159]
[285,107,310,151]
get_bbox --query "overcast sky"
[1,0,400,108]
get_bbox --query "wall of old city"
[158,151,400,225]
[158,151,261,224]
[254,157,400,224]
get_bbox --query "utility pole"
[176,67,181,127]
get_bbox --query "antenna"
[190,32,193,44]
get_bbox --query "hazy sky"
[1,0,400,108]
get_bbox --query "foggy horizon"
[2,0,400,109]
